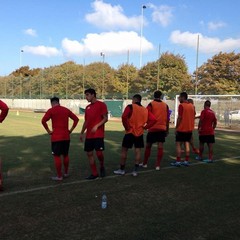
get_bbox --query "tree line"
[0,51,239,99]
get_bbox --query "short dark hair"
[180,92,188,100]
[205,100,211,107]
[154,90,162,99]
[84,88,96,97]
[50,96,59,104]
[133,94,142,102]
[187,98,194,104]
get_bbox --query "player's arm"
[212,115,217,129]
[198,111,204,131]
[80,120,87,142]
[91,112,108,133]
[144,111,157,130]
[0,101,9,123]
[122,105,132,131]
[41,111,52,135]
[166,105,170,134]
[175,105,183,131]
[69,112,79,134]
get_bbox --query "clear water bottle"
[101,193,107,209]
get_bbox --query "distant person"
[42,97,79,181]
[114,94,156,177]
[80,88,108,180]
[141,90,169,170]
[224,109,230,126]
[0,100,9,123]
[171,92,195,167]
[196,100,217,163]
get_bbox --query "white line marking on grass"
[0,156,240,198]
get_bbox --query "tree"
[115,64,138,98]
[196,52,240,94]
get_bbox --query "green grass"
[0,110,240,240]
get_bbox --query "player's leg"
[143,142,152,166]
[156,142,164,170]
[95,138,105,177]
[176,141,182,162]
[84,139,98,179]
[62,140,70,177]
[196,136,205,160]
[132,135,144,176]
[51,142,63,180]
[114,134,133,175]
[207,142,214,161]
[155,131,166,170]
[190,135,199,154]
[132,147,141,176]
[113,147,128,175]
[184,141,190,162]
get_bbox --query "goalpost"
[174,95,240,128]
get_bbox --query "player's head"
[84,88,96,102]
[132,94,142,104]
[154,90,162,99]
[204,100,211,108]
[179,92,188,103]
[50,97,60,106]
[187,98,194,104]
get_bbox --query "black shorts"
[122,133,144,149]
[176,131,192,142]
[146,131,166,143]
[52,140,70,156]
[199,135,215,143]
[84,138,104,152]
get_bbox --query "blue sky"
[1,0,240,76]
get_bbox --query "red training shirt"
[199,108,217,135]
[85,100,108,139]
[0,100,9,123]
[42,105,79,142]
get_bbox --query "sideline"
[0,156,240,198]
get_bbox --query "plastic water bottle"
[101,193,107,209]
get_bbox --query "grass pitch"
[0,110,240,240]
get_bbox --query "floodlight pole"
[19,49,24,99]
[157,44,161,90]
[126,50,129,99]
[82,59,85,99]
[195,35,199,95]
[139,5,146,68]
[100,52,105,99]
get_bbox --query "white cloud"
[22,45,62,57]
[208,21,226,31]
[62,31,153,56]
[85,0,142,30]
[149,4,173,27]
[23,28,37,37]
[170,30,240,54]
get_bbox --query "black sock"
[120,164,125,170]
[134,164,139,171]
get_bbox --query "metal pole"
[100,52,105,99]
[139,5,146,68]
[126,50,129,99]
[157,44,161,90]
[20,50,23,99]
[82,59,85,99]
[195,35,199,95]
